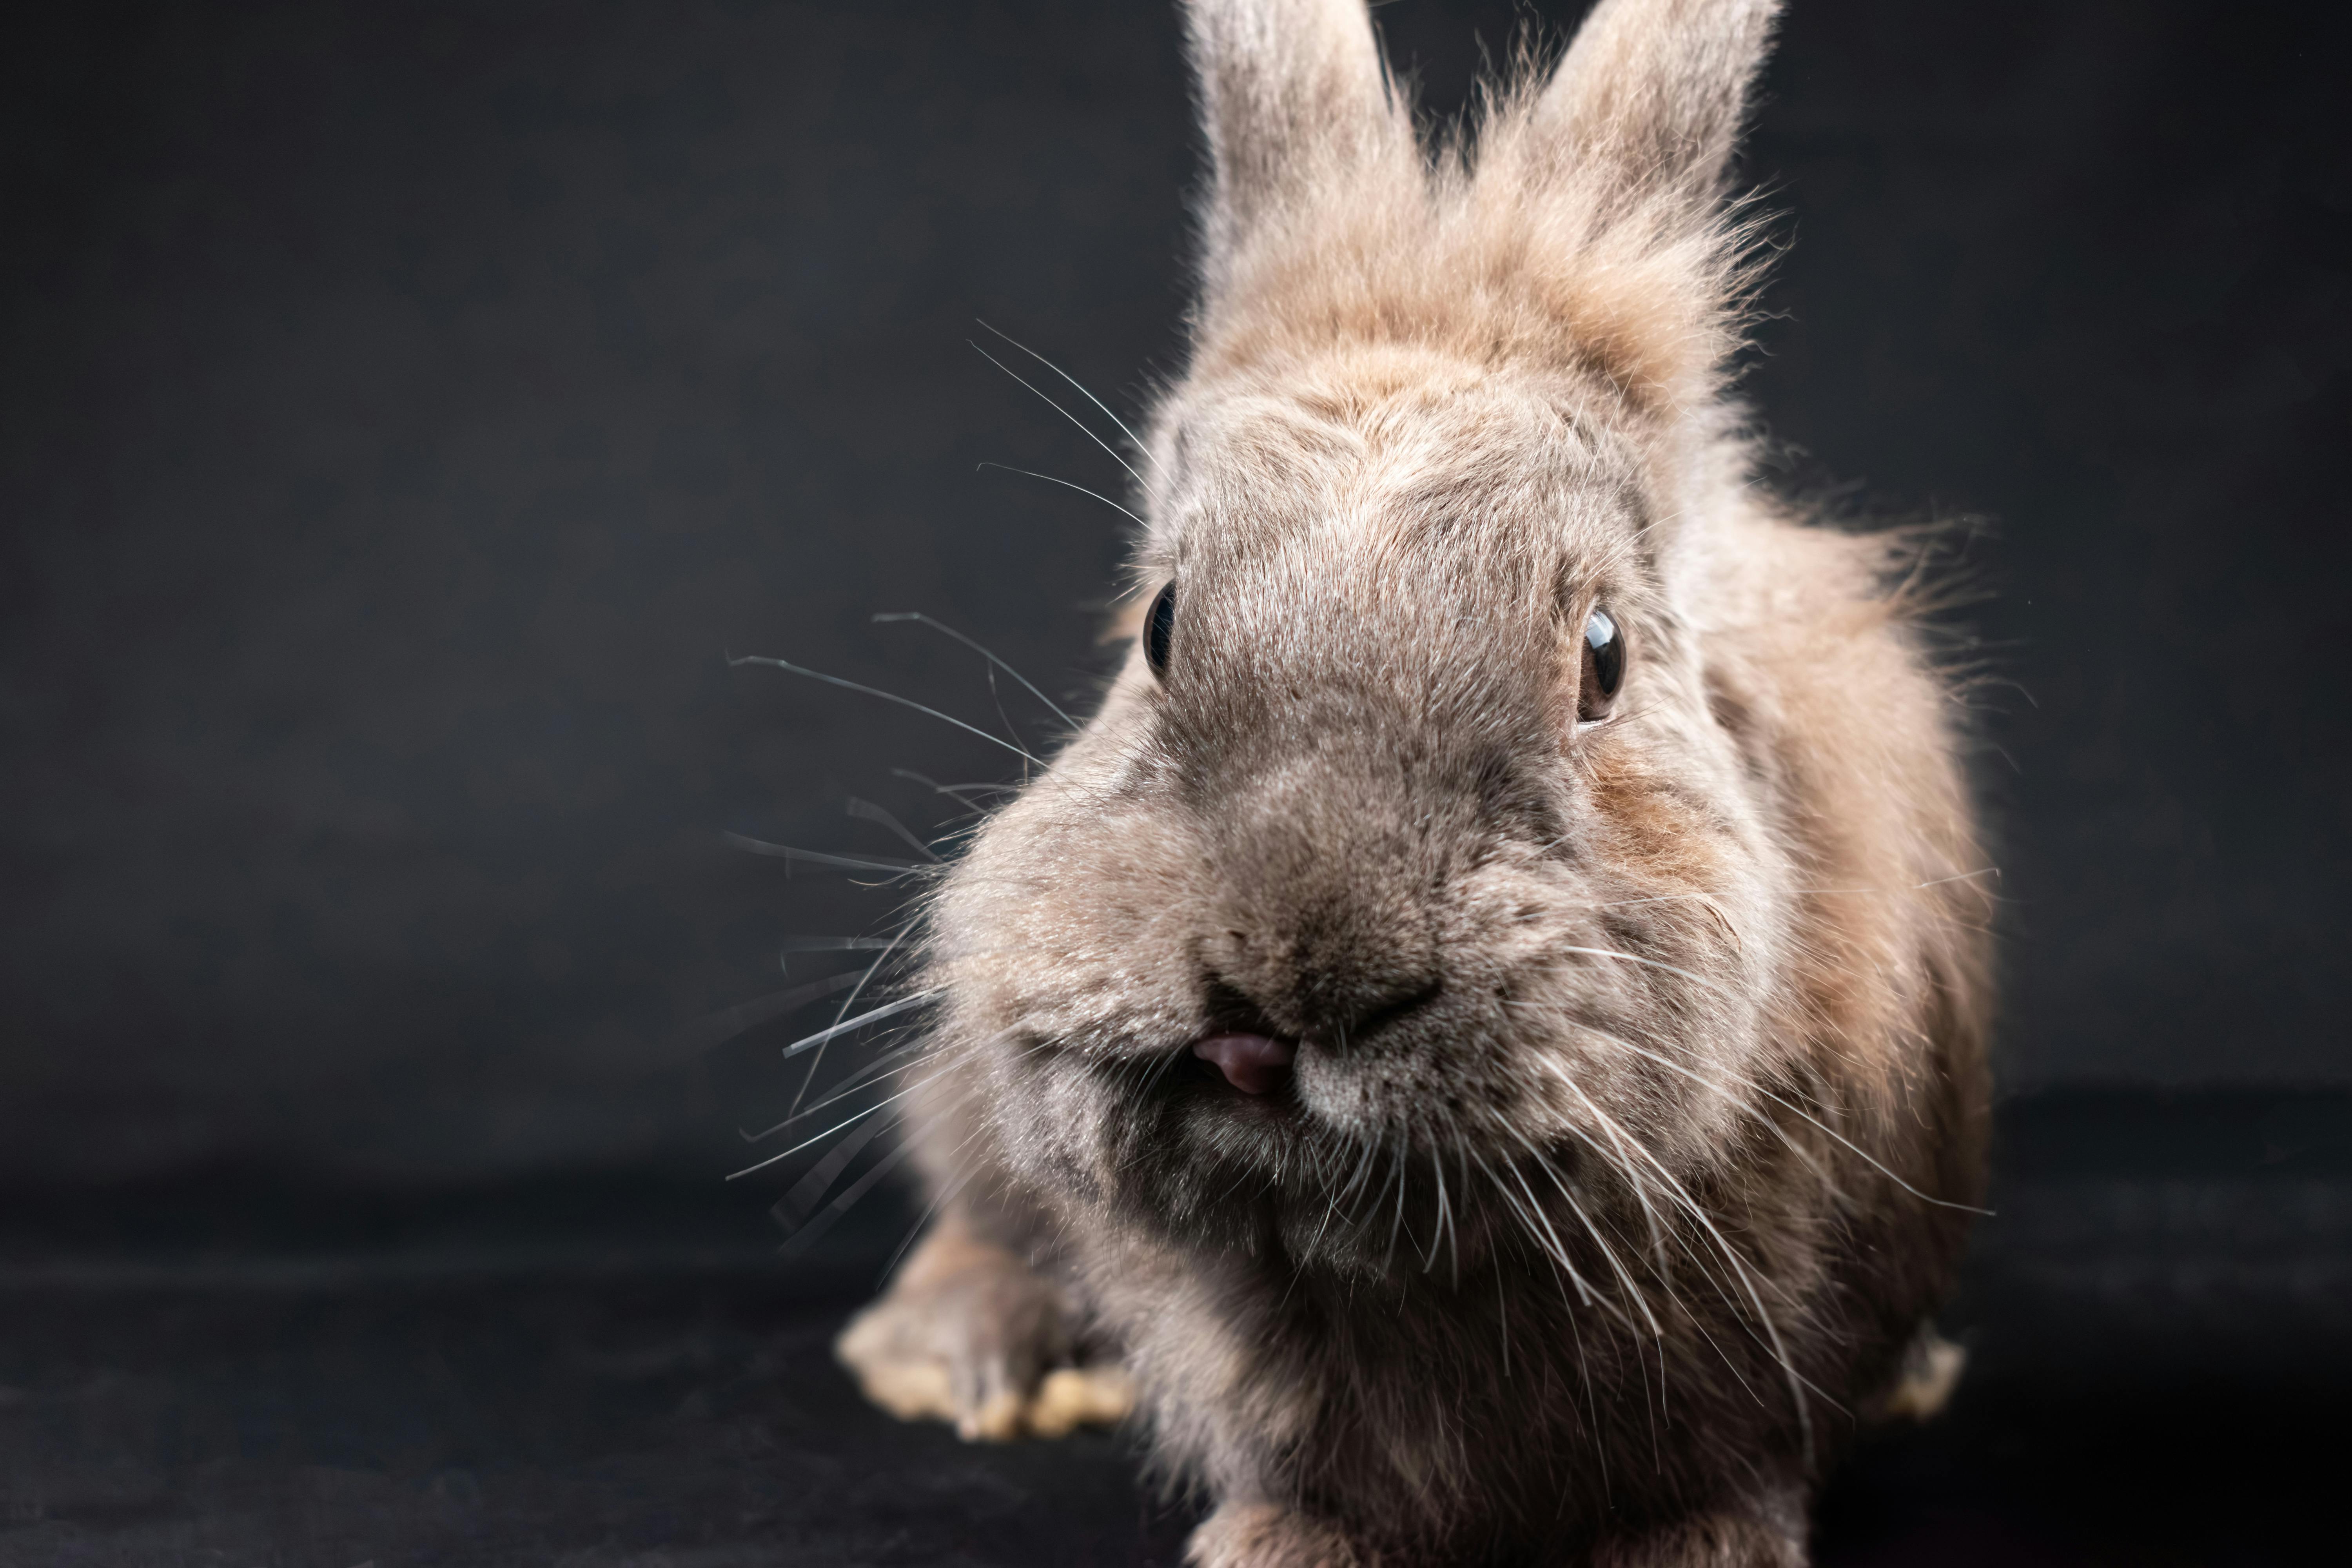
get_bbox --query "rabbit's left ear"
[1530,0,1782,222]
[1465,0,1782,416]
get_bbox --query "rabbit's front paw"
[1876,1322,1967,1423]
[834,1212,1127,1441]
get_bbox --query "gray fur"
[836,3,1992,1563]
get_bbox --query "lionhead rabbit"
[831,0,1992,1562]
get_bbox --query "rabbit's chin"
[1041,1025,1587,1279]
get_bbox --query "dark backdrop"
[4,0,2346,1190]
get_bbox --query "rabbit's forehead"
[1158,374,1644,579]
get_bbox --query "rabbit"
[832,0,1993,1563]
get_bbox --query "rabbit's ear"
[1532,0,1781,217]
[1181,0,1407,293]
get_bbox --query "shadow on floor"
[2,1090,2345,1565]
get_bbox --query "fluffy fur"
[835,2,1993,1563]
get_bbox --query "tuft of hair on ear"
[1178,0,1786,423]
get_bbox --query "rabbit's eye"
[1144,582,1176,679]
[1578,606,1624,723]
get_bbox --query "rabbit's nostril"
[1330,979,1441,1048]
[1192,1033,1296,1096]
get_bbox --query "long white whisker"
[1385,1129,1411,1272]
[887,768,1006,813]
[1472,1147,1587,1307]
[1911,866,2002,889]
[1551,944,1738,1002]
[1534,1074,1824,1460]
[678,969,869,1057]
[816,921,916,1045]
[974,318,1163,474]
[722,833,926,875]
[776,992,937,1064]
[762,1033,931,1132]
[726,1063,952,1180]
[844,797,944,864]
[1504,1124,1662,1344]
[779,1136,920,1259]
[974,462,1147,530]
[1793,866,2002,897]
[871,610,1078,727]
[778,935,902,958]
[1422,1145,1450,1276]
[1498,1154,1622,1323]
[728,652,1042,766]
[967,342,1147,492]
[1559,1016,1988,1216]
[774,1115,888,1226]
[1544,1076,1671,1272]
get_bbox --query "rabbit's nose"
[1206,918,1441,1047]
[1205,741,1449,1043]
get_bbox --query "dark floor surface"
[5,1090,2348,1566]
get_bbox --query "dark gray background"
[4,0,2346,1190]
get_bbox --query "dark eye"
[1579,605,1624,723]
[1144,581,1176,679]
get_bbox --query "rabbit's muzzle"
[1193,743,1455,1053]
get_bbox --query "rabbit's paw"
[1026,1361,1136,1437]
[835,1212,1124,1441]
[1186,1503,1375,1568]
[1877,1323,1967,1422]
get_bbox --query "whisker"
[779,1136,921,1259]
[1504,1123,1662,1343]
[1550,944,1737,1002]
[1301,1150,1353,1265]
[762,1032,931,1133]
[1558,1016,1989,1216]
[845,797,944,863]
[779,936,902,967]
[1793,866,2002,897]
[974,318,1163,474]
[729,651,1042,766]
[1483,1149,1599,1311]
[974,462,1147,530]
[1339,1127,1385,1209]
[1422,1145,1448,1275]
[888,768,1008,814]
[1548,1074,1671,1272]
[1535,1078,1825,1459]
[791,921,924,1114]
[1385,1129,1411,1273]
[777,991,937,1064]
[872,609,1078,727]
[727,1062,953,1179]
[723,832,927,875]
[675,968,873,1058]
[775,1115,888,1227]
[967,342,1148,493]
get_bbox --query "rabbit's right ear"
[1181,0,1408,298]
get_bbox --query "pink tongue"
[1192,1033,1296,1096]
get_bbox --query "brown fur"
[835,2,1992,1563]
